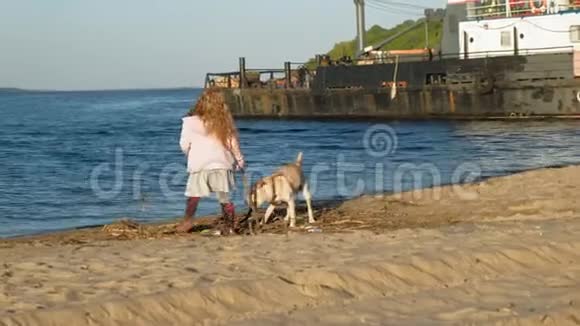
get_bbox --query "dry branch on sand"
[101,219,179,240]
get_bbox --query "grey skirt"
[184,169,235,197]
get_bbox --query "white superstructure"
[455,0,580,58]
[460,11,579,58]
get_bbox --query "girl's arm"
[179,119,191,155]
[228,136,245,170]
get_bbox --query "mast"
[354,0,366,55]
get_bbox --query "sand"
[1,165,580,325]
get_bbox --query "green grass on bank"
[307,18,443,67]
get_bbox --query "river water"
[1,88,579,237]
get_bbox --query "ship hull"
[223,83,580,119]
[223,53,580,119]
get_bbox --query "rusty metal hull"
[221,53,580,119]
[223,83,580,119]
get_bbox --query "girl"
[176,89,245,234]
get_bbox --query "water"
[1,88,579,238]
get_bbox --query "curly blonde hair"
[189,89,238,149]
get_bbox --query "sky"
[0,0,445,90]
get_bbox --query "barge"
[205,0,580,119]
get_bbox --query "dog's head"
[246,179,269,211]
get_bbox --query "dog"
[246,152,314,228]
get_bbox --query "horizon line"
[0,86,203,93]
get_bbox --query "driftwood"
[102,219,180,240]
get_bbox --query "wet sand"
[1,165,579,325]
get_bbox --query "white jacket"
[179,116,244,173]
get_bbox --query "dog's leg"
[288,199,296,228]
[283,203,291,223]
[303,182,315,224]
[263,204,276,225]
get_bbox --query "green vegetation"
[307,18,443,66]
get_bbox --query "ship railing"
[284,62,316,89]
[205,61,314,90]
[351,51,435,66]
[458,45,575,59]
[466,0,577,20]
[557,2,580,11]
[323,45,574,66]
[204,72,241,89]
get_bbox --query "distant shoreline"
[0,87,201,93]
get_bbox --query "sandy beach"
[1,165,580,325]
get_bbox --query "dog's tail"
[295,152,303,166]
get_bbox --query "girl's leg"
[186,197,200,218]
[177,197,200,233]
[217,192,237,235]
